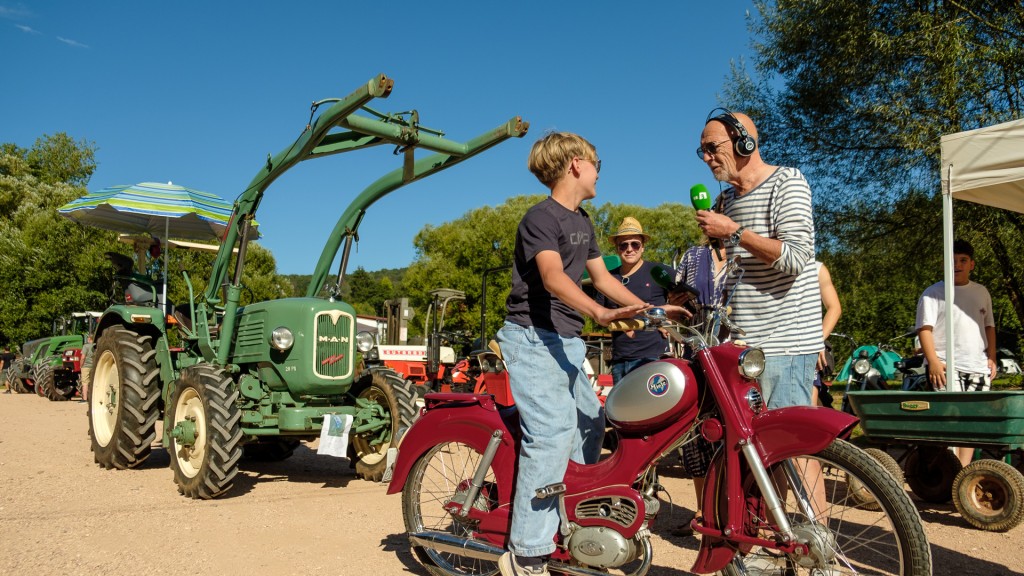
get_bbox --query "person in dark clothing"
[601,216,669,383]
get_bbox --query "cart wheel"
[849,447,906,510]
[865,448,905,485]
[905,446,962,503]
[952,459,1024,532]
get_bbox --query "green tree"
[401,195,703,344]
[0,146,111,347]
[346,266,396,316]
[402,195,544,341]
[726,1,1024,350]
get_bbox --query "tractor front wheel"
[88,326,160,469]
[168,364,243,499]
[351,369,418,482]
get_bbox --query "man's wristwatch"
[725,225,746,248]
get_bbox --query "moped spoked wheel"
[402,441,501,576]
[722,439,931,576]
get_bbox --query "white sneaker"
[498,552,549,576]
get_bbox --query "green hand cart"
[846,389,1024,531]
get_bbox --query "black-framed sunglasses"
[576,157,602,173]
[696,139,732,159]
[618,240,642,251]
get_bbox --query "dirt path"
[0,393,1020,575]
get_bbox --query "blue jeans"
[759,353,817,409]
[497,321,605,557]
[611,357,659,384]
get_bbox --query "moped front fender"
[385,394,518,496]
[692,406,858,574]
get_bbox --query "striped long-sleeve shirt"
[720,166,823,356]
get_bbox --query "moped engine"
[565,526,638,569]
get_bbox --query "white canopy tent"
[938,117,1024,385]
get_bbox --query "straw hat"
[608,216,650,243]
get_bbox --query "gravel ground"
[0,392,1021,575]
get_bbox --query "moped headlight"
[355,331,375,353]
[270,327,294,351]
[852,357,872,376]
[738,348,765,379]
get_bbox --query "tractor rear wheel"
[88,326,160,469]
[39,365,76,401]
[10,375,30,394]
[351,369,418,482]
[168,363,243,499]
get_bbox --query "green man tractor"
[87,74,529,498]
[9,312,99,399]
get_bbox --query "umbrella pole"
[163,218,169,317]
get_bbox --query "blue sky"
[2,1,758,275]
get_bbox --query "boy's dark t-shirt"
[505,197,600,337]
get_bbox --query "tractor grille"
[313,310,354,380]
[235,317,265,349]
[574,496,639,527]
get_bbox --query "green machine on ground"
[9,312,99,400]
[87,74,529,498]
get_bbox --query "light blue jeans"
[497,321,605,557]
[759,353,817,409]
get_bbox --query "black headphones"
[705,107,757,157]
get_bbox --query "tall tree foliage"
[0,135,109,347]
[728,1,1024,349]
[400,195,701,343]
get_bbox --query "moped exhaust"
[408,531,652,576]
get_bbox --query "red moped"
[387,275,931,575]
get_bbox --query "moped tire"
[723,439,931,576]
[905,445,961,503]
[402,440,501,576]
[168,363,243,499]
[952,459,1024,532]
[88,326,160,470]
[351,368,418,482]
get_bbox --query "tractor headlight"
[270,327,294,351]
[738,348,765,379]
[852,357,872,377]
[356,331,375,353]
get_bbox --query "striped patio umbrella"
[58,181,235,241]
[58,181,239,311]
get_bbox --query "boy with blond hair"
[496,132,656,576]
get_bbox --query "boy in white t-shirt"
[915,239,997,466]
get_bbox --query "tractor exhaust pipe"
[407,531,653,576]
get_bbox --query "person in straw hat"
[600,216,671,384]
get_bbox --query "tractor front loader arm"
[306,115,530,298]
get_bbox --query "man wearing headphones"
[690,110,822,410]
